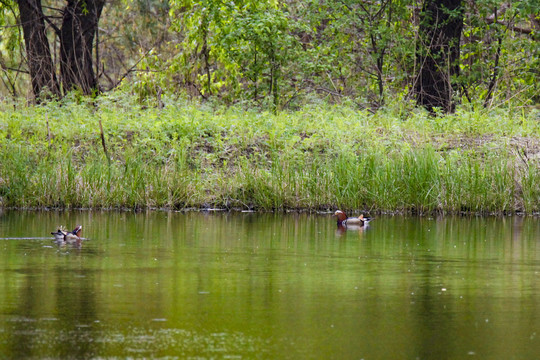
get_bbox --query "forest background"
[1,0,538,110]
[0,0,540,213]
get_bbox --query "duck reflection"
[54,238,82,249]
[336,223,370,236]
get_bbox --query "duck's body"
[51,225,82,243]
[334,210,372,227]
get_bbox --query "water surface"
[0,211,539,359]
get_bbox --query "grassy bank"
[1,95,540,214]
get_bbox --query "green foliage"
[165,0,295,109]
[0,0,25,98]
[460,0,540,107]
[1,0,538,108]
[221,5,295,109]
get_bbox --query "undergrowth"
[1,94,539,214]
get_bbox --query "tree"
[12,0,105,99]
[414,0,464,113]
[168,0,294,109]
[16,0,60,98]
[60,0,106,94]
[461,0,540,108]
[222,5,293,110]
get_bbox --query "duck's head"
[334,210,347,223]
[72,225,82,237]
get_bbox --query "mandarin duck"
[334,210,372,227]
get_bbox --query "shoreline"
[0,206,536,217]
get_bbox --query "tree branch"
[111,47,155,89]
[486,18,534,35]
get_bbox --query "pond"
[0,210,539,359]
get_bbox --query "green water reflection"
[0,211,539,359]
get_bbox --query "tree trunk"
[17,0,60,99]
[414,0,463,113]
[60,0,105,95]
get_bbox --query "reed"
[0,94,539,214]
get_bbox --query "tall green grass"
[0,94,539,213]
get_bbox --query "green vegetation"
[1,1,539,111]
[1,95,539,214]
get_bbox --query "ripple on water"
[97,327,274,358]
[0,324,276,359]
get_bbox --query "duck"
[51,225,82,243]
[334,210,372,227]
